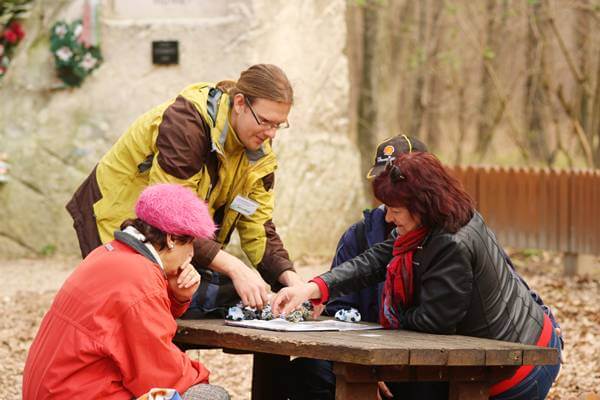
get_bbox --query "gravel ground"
[1,253,598,399]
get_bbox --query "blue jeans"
[491,318,562,400]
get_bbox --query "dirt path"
[1,255,598,399]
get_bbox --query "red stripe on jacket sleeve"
[309,277,330,305]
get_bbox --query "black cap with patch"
[366,135,428,179]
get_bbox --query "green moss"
[39,243,57,257]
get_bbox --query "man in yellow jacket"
[66,64,303,310]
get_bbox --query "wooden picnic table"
[174,319,558,400]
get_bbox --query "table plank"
[332,364,517,383]
[176,319,409,365]
[332,331,523,366]
[175,319,558,366]
[176,319,557,400]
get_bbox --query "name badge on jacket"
[230,195,259,216]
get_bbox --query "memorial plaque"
[152,41,179,65]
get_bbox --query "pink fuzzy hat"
[135,184,216,239]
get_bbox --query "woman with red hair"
[273,152,562,400]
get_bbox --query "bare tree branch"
[457,2,530,161]
[545,0,593,97]
[556,85,595,166]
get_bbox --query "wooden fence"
[449,167,600,261]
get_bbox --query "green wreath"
[50,19,102,87]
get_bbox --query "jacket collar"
[223,113,246,155]
[114,227,165,275]
[211,106,272,163]
[363,205,390,246]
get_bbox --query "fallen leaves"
[0,253,598,399]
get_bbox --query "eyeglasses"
[244,97,290,130]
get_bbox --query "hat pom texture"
[135,184,216,239]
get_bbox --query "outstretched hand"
[271,282,321,316]
[230,264,270,309]
[208,250,270,309]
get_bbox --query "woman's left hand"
[168,257,200,302]
[271,282,321,316]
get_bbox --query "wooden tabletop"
[175,319,558,367]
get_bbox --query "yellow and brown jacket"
[66,83,294,285]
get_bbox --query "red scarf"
[379,227,428,329]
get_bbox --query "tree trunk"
[455,71,468,165]
[524,0,551,163]
[409,0,427,137]
[591,45,600,166]
[475,0,501,160]
[393,0,417,136]
[424,0,444,151]
[574,2,591,135]
[355,1,379,195]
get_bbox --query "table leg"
[251,352,290,400]
[333,363,379,400]
[335,376,379,400]
[449,381,489,400]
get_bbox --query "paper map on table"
[225,318,383,332]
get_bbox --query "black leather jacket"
[320,212,545,345]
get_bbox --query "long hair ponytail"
[216,64,294,105]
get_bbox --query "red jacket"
[23,240,210,399]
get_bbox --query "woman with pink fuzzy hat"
[23,184,230,400]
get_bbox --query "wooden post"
[251,352,290,400]
[564,252,578,276]
[335,376,379,400]
[333,363,379,400]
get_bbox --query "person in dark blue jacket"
[324,205,388,322]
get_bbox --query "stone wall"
[0,0,368,260]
